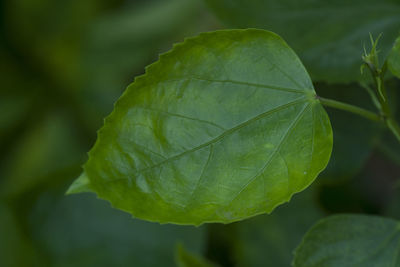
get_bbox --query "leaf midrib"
[142,76,310,94]
[126,96,308,177]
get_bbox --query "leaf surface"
[205,0,400,83]
[69,29,332,225]
[293,214,400,267]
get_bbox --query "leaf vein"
[184,144,214,209]
[226,103,310,205]
[134,106,226,131]
[105,97,308,184]
[134,97,307,175]
[159,76,309,93]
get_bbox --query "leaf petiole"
[318,96,400,143]
[317,96,381,122]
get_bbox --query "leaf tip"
[66,172,92,195]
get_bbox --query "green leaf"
[293,214,400,267]
[69,29,333,225]
[388,35,400,79]
[205,0,400,83]
[175,244,218,267]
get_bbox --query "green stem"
[318,96,381,122]
[363,60,400,143]
[387,118,400,143]
[359,81,382,110]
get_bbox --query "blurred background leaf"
[0,202,39,267]
[231,184,324,267]
[204,0,400,83]
[388,34,400,78]
[28,188,205,267]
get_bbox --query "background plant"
[1,0,400,266]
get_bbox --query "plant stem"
[359,81,382,110]
[317,96,382,122]
[363,60,400,143]
[387,118,400,143]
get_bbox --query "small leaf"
[69,29,333,225]
[293,214,400,267]
[388,35,400,79]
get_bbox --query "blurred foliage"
[293,214,400,266]
[1,0,400,266]
[0,202,38,267]
[29,189,206,267]
[1,0,217,266]
[176,244,219,267]
[316,83,384,182]
[204,0,400,83]
[231,184,324,267]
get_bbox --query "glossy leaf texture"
[388,35,400,79]
[293,215,400,267]
[205,0,400,83]
[68,29,333,225]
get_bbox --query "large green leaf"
[69,29,333,225]
[293,214,400,267]
[205,0,400,83]
[388,35,400,79]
